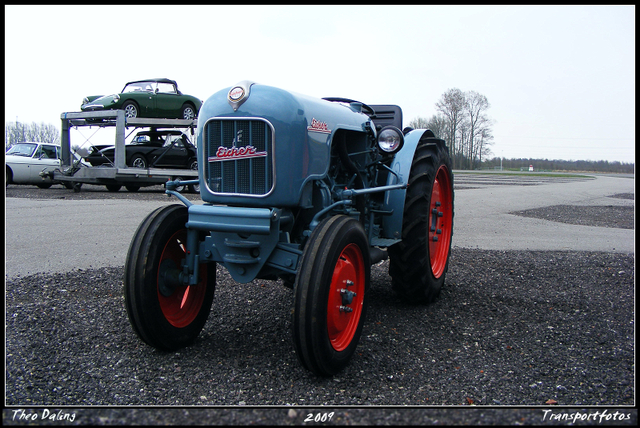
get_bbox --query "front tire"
[181,104,197,120]
[124,204,215,350]
[388,137,454,304]
[122,101,139,118]
[292,215,370,376]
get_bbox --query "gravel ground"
[5,249,635,424]
[4,181,636,425]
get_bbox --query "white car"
[5,142,62,188]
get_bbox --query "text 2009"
[304,412,335,423]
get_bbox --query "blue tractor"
[124,81,454,376]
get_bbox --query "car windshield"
[122,81,155,93]
[6,143,37,157]
[130,133,164,145]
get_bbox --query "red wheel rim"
[157,229,207,328]
[428,165,453,278]
[327,243,365,352]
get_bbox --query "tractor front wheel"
[124,204,215,350]
[292,215,370,376]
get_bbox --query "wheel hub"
[428,165,453,278]
[327,244,365,352]
[158,259,183,297]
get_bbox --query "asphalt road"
[4,172,634,279]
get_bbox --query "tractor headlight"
[377,126,404,154]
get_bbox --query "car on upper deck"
[80,78,202,120]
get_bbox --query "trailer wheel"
[124,204,215,351]
[188,159,199,193]
[172,177,186,193]
[388,138,454,304]
[122,101,139,118]
[292,215,370,376]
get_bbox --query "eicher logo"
[208,145,267,162]
[307,118,331,134]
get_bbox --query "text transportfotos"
[542,409,630,423]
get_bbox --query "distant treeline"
[481,157,634,174]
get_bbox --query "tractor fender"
[381,128,437,240]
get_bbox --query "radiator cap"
[228,80,256,111]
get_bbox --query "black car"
[85,130,198,170]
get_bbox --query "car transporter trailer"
[53,110,198,191]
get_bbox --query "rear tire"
[388,137,454,304]
[292,215,370,376]
[124,204,215,350]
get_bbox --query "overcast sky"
[5,5,635,162]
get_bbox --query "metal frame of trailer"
[54,110,198,189]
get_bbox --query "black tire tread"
[124,204,215,351]
[388,138,454,304]
[292,215,370,376]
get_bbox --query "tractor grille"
[203,118,274,196]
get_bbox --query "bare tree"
[426,114,449,140]
[408,116,430,129]
[435,88,466,169]
[464,91,491,169]
[476,126,494,166]
[5,121,60,149]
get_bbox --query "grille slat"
[204,119,273,196]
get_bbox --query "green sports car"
[80,78,202,120]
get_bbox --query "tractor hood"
[196,81,376,207]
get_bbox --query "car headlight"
[82,97,89,105]
[112,94,120,103]
[377,126,404,154]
